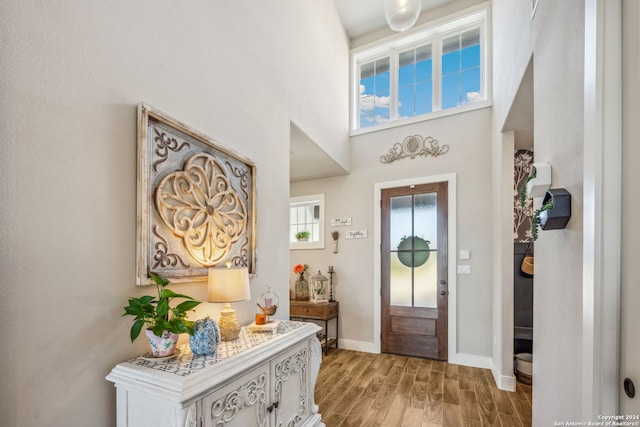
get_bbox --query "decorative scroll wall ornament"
[379,135,449,164]
[137,103,256,286]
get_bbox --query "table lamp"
[208,264,250,341]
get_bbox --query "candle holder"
[328,266,336,302]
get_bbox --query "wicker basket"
[521,256,534,277]
[515,353,533,385]
[516,371,532,385]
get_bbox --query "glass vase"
[295,275,309,300]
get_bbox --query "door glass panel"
[414,254,438,308]
[390,253,412,306]
[390,245,438,308]
[389,191,439,308]
[390,195,413,249]
[414,193,438,248]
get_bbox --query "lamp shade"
[207,267,251,303]
[384,0,422,32]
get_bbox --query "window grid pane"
[398,44,433,118]
[441,28,481,109]
[359,57,391,128]
[290,204,320,242]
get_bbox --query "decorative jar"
[189,317,220,356]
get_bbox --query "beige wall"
[493,0,586,422]
[291,106,494,359]
[531,1,585,422]
[0,1,349,425]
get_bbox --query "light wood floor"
[316,349,532,427]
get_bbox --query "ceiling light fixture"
[384,0,422,32]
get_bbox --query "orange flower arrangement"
[293,263,310,300]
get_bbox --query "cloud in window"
[466,91,481,102]
[360,84,391,111]
[362,114,391,124]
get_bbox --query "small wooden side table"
[290,300,339,355]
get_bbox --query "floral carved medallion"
[155,153,247,266]
[136,103,256,285]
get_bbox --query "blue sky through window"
[398,44,432,118]
[359,58,390,128]
[355,20,484,130]
[441,28,481,109]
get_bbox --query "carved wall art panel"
[137,103,256,285]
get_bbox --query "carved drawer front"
[202,365,269,427]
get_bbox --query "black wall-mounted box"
[540,188,571,230]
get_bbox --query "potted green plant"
[295,230,311,241]
[123,272,201,357]
[531,199,553,241]
[519,168,537,208]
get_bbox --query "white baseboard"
[448,353,516,391]
[448,352,493,369]
[337,339,377,353]
[491,364,516,391]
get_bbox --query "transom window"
[352,5,490,133]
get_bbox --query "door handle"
[624,378,636,398]
[440,290,446,296]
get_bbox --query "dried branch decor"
[136,103,256,286]
[514,150,534,242]
[380,135,449,164]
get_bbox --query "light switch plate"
[459,249,470,260]
[457,265,472,275]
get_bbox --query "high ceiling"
[289,0,474,183]
[332,0,457,38]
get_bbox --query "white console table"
[107,321,324,427]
